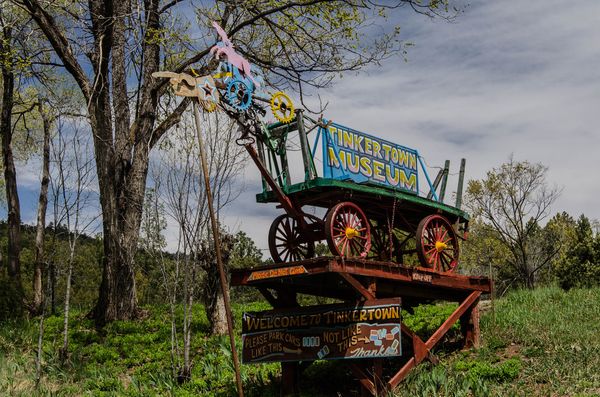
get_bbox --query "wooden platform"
[231,257,492,396]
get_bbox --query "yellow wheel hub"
[435,241,448,252]
[345,227,359,239]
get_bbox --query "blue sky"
[5,1,600,255]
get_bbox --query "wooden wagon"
[248,111,469,273]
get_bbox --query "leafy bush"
[395,363,490,397]
[454,357,521,382]
[403,303,460,339]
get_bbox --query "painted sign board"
[247,265,308,281]
[242,299,401,363]
[321,122,419,194]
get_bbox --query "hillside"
[1,287,599,396]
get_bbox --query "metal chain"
[389,197,397,261]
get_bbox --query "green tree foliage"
[553,215,600,289]
[461,219,511,276]
[229,231,263,270]
[229,230,263,303]
[465,159,561,289]
[0,221,102,310]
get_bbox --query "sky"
[5,0,600,256]
[220,0,600,253]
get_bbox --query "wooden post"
[256,139,268,193]
[461,301,481,348]
[296,109,315,181]
[281,362,300,396]
[192,103,244,397]
[277,288,299,396]
[373,359,384,395]
[439,160,450,202]
[455,158,466,209]
[427,167,444,200]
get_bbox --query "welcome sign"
[321,123,419,194]
[242,299,401,363]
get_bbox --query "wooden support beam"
[426,291,481,350]
[373,359,384,394]
[401,323,429,363]
[388,357,416,390]
[232,258,489,395]
[243,143,302,218]
[439,160,450,202]
[276,288,299,308]
[388,292,481,390]
[339,272,376,300]
[455,158,466,209]
[461,301,481,348]
[258,287,279,308]
[427,167,444,200]
[367,277,377,296]
[349,363,376,396]
[387,323,431,390]
[296,110,316,181]
[281,362,299,396]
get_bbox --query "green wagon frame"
[244,111,469,273]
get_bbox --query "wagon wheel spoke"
[441,250,455,264]
[439,229,448,243]
[339,238,349,256]
[283,249,292,262]
[425,246,437,256]
[349,239,360,254]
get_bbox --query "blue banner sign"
[321,123,419,194]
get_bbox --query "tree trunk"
[49,260,56,315]
[0,26,23,302]
[211,286,228,335]
[92,142,150,325]
[180,269,193,384]
[89,0,157,326]
[60,248,74,361]
[32,103,51,314]
[203,234,233,336]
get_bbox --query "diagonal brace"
[339,272,375,300]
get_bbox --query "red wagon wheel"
[268,214,315,263]
[416,214,459,272]
[325,202,371,258]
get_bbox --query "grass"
[0,302,280,397]
[393,286,600,397]
[1,287,599,396]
